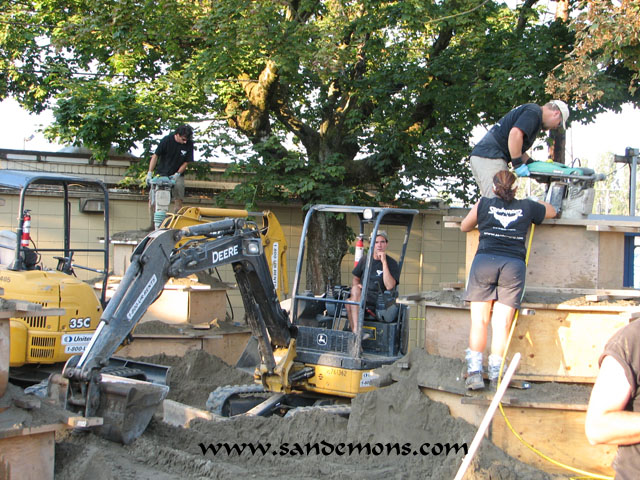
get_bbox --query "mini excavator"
[47,205,418,443]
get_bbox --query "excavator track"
[206,384,266,416]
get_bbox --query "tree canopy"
[547,0,640,115]
[2,0,638,289]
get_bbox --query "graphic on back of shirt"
[489,206,523,228]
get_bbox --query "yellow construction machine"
[0,170,287,385]
[159,206,289,300]
[47,205,418,443]
[0,171,111,376]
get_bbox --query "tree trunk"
[550,0,569,164]
[549,129,567,164]
[304,212,349,294]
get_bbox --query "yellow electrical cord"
[495,224,614,480]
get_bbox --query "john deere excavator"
[47,205,417,444]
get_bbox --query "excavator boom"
[48,217,293,443]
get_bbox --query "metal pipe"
[631,153,637,216]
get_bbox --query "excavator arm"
[48,218,293,443]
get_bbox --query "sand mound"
[48,349,558,479]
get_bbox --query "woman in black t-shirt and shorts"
[460,170,556,390]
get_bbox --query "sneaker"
[489,378,499,391]
[465,372,485,390]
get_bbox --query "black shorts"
[463,253,526,309]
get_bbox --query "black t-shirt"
[600,321,640,480]
[352,255,400,305]
[476,196,546,260]
[154,134,194,176]
[471,104,542,162]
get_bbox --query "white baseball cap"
[551,100,570,129]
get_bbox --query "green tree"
[0,0,621,290]
[547,0,640,115]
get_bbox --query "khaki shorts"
[470,156,507,198]
[464,253,526,309]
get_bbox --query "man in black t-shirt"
[470,100,569,197]
[346,231,400,333]
[146,125,194,215]
[586,321,640,479]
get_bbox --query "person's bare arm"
[378,252,397,291]
[148,154,158,173]
[507,127,525,162]
[176,161,189,175]
[585,355,640,445]
[460,202,479,232]
[539,200,557,219]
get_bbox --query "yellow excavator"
[47,205,418,443]
[0,171,111,376]
[0,170,288,384]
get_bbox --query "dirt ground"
[0,346,568,480]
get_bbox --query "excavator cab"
[285,206,417,397]
[0,170,110,372]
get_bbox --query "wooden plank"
[587,225,640,233]
[490,406,615,477]
[0,421,65,440]
[419,386,614,477]
[513,374,596,384]
[0,431,56,480]
[528,287,640,297]
[598,231,625,289]
[461,396,587,411]
[423,304,628,379]
[117,331,251,365]
[160,399,222,427]
[64,416,103,428]
[439,282,464,290]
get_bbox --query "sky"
[1,97,639,169]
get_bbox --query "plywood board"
[0,430,56,480]
[141,289,227,325]
[424,304,628,380]
[491,406,616,477]
[117,331,251,365]
[419,386,615,477]
[463,223,625,290]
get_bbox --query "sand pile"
[47,349,561,479]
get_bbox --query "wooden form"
[0,424,64,480]
[117,330,252,365]
[445,215,640,290]
[421,387,616,477]
[420,300,631,381]
[407,215,640,476]
[99,280,229,326]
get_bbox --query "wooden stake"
[453,352,521,480]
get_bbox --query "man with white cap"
[469,100,570,198]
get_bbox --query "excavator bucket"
[93,374,169,444]
[47,372,169,444]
